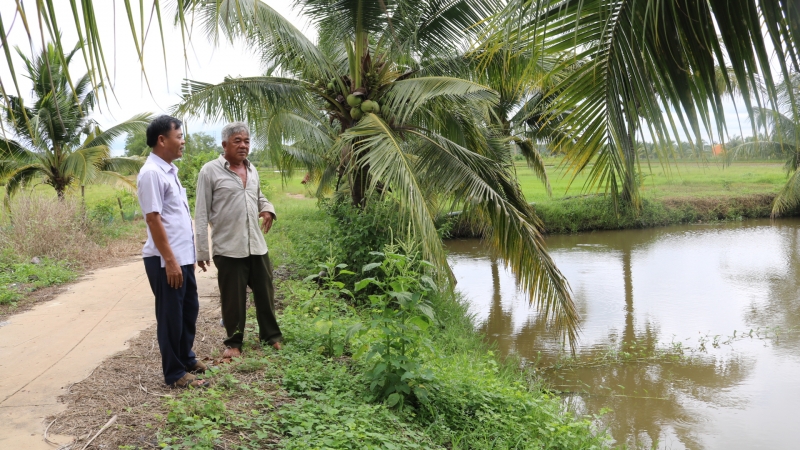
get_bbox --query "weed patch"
[0,256,76,305]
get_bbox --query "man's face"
[222,132,250,164]
[159,126,185,160]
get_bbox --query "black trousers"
[143,257,199,385]
[213,253,282,348]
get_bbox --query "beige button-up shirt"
[194,155,276,261]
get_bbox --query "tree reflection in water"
[462,234,754,449]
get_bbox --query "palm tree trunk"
[55,182,67,200]
[350,164,369,208]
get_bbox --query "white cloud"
[0,1,315,155]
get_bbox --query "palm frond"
[61,145,109,185]
[81,113,152,149]
[176,77,311,122]
[4,164,43,203]
[409,129,577,344]
[99,156,145,175]
[91,170,138,191]
[340,113,447,274]
[511,136,551,195]
[184,0,338,80]
[384,76,498,123]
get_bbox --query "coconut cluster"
[316,51,385,124]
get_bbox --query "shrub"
[175,150,220,208]
[322,198,406,274]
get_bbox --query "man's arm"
[194,167,212,270]
[145,212,183,288]
[138,170,183,289]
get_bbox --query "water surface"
[447,219,800,449]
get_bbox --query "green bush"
[322,198,406,275]
[88,189,139,223]
[176,150,220,209]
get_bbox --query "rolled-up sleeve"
[194,167,213,261]
[137,171,163,215]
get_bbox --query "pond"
[446,218,800,449]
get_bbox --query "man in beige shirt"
[195,122,282,360]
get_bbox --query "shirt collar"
[218,154,250,169]
[148,152,178,174]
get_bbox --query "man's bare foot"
[271,342,282,351]
[222,347,241,360]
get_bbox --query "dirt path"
[0,259,218,449]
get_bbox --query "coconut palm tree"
[0,42,149,200]
[481,0,800,210]
[172,0,579,342]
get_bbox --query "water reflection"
[447,218,800,449]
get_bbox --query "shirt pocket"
[179,186,189,206]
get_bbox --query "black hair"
[146,115,182,148]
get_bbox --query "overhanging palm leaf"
[482,0,800,209]
[81,113,152,149]
[177,77,312,122]
[341,114,446,269]
[410,130,576,342]
[384,77,497,123]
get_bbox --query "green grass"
[0,254,77,305]
[519,158,786,203]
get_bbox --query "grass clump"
[0,255,76,305]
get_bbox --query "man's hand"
[198,260,211,272]
[260,211,275,234]
[165,259,184,289]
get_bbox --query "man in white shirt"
[138,115,208,388]
[195,122,282,360]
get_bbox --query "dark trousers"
[143,257,199,385]
[213,253,282,348]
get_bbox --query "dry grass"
[0,194,143,267]
[0,195,98,263]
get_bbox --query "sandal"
[189,360,212,374]
[172,373,209,389]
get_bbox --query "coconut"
[361,100,377,112]
[327,82,334,90]
[346,94,362,107]
[350,107,363,120]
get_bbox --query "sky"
[0,1,779,156]
[0,1,316,155]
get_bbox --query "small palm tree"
[0,42,150,200]
[175,0,579,342]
